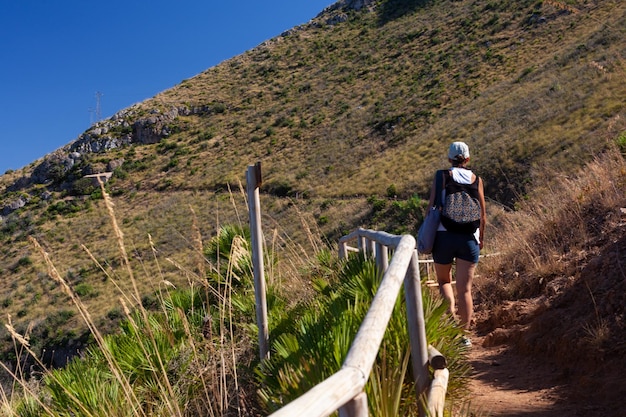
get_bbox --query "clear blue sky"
[0,0,333,174]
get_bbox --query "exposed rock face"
[326,13,349,25]
[68,107,139,154]
[30,151,81,185]
[69,105,212,151]
[132,113,174,145]
[342,0,376,11]
[70,135,131,154]
[9,104,208,191]
[107,159,125,172]
[313,0,376,27]
[2,196,27,216]
[329,0,377,12]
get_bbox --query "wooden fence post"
[367,238,376,259]
[405,249,429,417]
[339,241,348,260]
[338,391,368,417]
[269,232,441,417]
[375,241,388,274]
[247,162,269,360]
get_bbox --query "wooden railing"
[269,227,448,417]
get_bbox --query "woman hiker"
[427,141,486,346]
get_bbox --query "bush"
[74,283,98,298]
[17,256,33,268]
[616,131,626,154]
[70,178,97,196]
[367,195,387,212]
[46,199,87,217]
[264,180,293,197]
[257,256,469,414]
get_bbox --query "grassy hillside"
[0,0,625,367]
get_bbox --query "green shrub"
[212,102,226,113]
[17,256,33,268]
[113,167,129,180]
[163,157,179,171]
[156,140,178,154]
[257,255,469,414]
[70,178,97,196]
[367,195,387,212]
[264,180,293,197]
[74,283,98,298]
[616,131,626,154]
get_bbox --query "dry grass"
[0,184,261,416]
[0,0,625,389]
[477,146,626,304]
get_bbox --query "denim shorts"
[432,231,480,264]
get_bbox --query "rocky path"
[465,333,608,416]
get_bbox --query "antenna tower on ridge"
[95,91,103,122]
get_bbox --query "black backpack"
[440,170,481,234]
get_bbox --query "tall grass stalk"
[0,183,253,416]
[101,183,182,416]
[31,236,146,417]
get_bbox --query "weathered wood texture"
[269,368,365,417]
[247,163,269,360]
[271,228,450,417]
[339,391,368,417]
[428,345,447,370]
[427,368,450,417]
[405,248,430,413]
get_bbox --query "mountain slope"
[0,0,625,369]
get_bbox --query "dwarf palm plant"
[257,253,471,415]
[5,285,213,417]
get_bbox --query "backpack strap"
[434,170,444,208]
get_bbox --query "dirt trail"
[466,333,582,417]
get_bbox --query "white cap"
[448,141,470,161]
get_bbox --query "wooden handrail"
[426,345,449,417]
[270,229,442,417]
[269,367,365,417]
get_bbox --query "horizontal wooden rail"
[269,367,365,417]
[427,345,447,370]
[270,231,424,417]
[269,228,462,417]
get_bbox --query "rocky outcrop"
[340,0,377,11]
[2,196,28,216]
[131,109,178,145]
[324,0,377,13]
[312,0,376,27]
[7,103,220,192]
[30,151,81,185]
[107,159,125,172]
[68,107,139,154]
[70,105,216,151]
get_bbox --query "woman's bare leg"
[435,263,455,318]
[455,258,477,330]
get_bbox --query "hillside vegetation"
[0,0,625,396]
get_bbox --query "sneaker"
[460,336,472,347]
